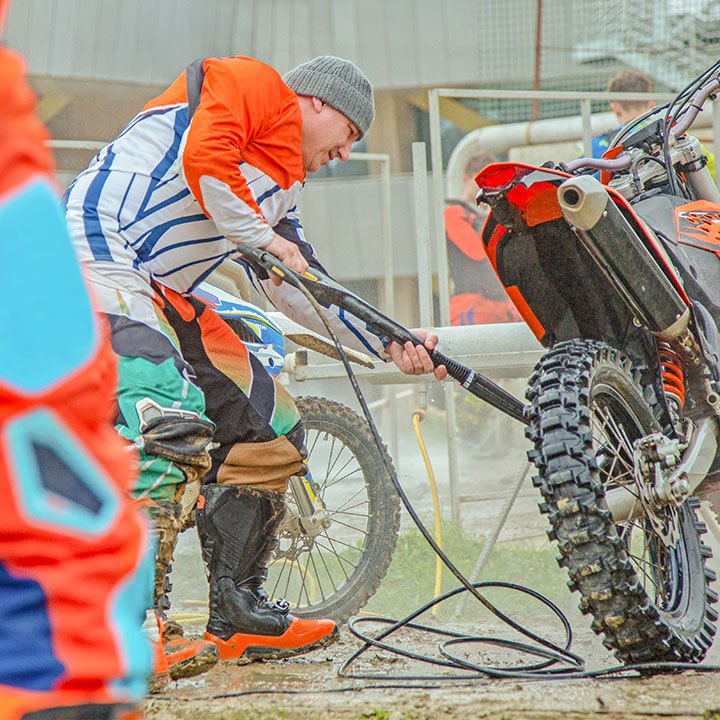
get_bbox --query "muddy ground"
[145,631,720,720]
[147,383,720,720]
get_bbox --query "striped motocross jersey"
[64,56,386,358]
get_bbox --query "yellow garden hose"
[412,407,443,614]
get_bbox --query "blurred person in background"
[445,151,520,326]
[591,69,715,177]
[592,69,656,158]
[0,1,153,717]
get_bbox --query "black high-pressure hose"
[234,245,720,685]
[240,246,527,425]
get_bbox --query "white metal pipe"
[380,159,394,316]
[446,110,617,198]
[580,98,593,159]
[429,89,450,329]
[428,93,462,522]
[286,322,542,383]
[712,99,720,186]
[412,143,434,327]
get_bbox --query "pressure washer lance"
[238,245,528,425]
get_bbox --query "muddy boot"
[146,500,219,682]
[197,484,338,662]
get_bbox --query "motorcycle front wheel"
[267,395,401,622]
[527,339,717,664]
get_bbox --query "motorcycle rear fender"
[475,163,691,348]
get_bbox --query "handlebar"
[564,154,633,174]
[566,75,720,176]
[670,77,720,137]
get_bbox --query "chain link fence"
[467,0,720,125]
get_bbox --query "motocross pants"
[81,265,305,649]
[80,263,306,504]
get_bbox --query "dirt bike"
[473,62,720,665]
[187,282,401,622]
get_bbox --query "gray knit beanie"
[283,56,375,139]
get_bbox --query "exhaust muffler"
[558,175,689,339]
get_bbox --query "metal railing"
[54,86,720,524]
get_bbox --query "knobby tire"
[526,339,717,664]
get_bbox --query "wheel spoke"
[306,430,322,460]
[313,534,362,558]
[332,488,370,515]
[324,516,369,536]
[310,537,358,564]
[592,406,635,485]
[269,545,295,598]
[296,546,316,607]
[598,404,635,459]
[630,553,660,590]
[327,510,370,528]
[322,464,363,490]
[329,506,371,519]
[311,545,341,601]
[322,436,350,484]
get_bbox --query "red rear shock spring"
[658,342,685,408]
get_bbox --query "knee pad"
[137,399,215,484]
[215,436,304,493]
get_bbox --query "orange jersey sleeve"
[145,56,305,247]
[444,204,489,262]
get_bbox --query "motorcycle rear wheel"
[527,339,718,664]
[267,396,401,622]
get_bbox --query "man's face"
[301,97,360,173]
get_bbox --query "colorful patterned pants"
[82,262,304,504]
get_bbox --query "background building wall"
[6,0,720,326]
[4,0,480,89]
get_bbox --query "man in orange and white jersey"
[65,55,446,669]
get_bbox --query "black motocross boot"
[196,484,338,662]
